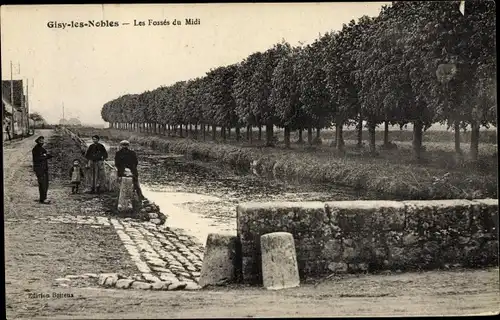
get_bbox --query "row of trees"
[101,1,496,161]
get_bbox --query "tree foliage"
[101,1,496,160]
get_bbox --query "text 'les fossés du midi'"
[47,18,201,29]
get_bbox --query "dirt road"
[3,130,499,319]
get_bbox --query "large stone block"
[198,233,240,287]
[325,200,406,235]
[403,200,474,232]
[117,177,134,212]
[260,232,300,290]
[471,199,498,235]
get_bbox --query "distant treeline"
[101,1,496,161]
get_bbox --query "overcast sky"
[1,3,389,125]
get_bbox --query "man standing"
[32,136,53,204]
[84,135,108,194]
[5,122,12,141]
[114,140,145,200]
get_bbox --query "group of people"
[32,134,144,204]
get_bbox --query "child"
[69,159,85,194]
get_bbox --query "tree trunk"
[284,126,291,148]
[298,128,303,144]
[454,121,462,155]
[228,127,231,139]
[316,127,321,139]
[222,126,227,141]
[194,123,198,139]
[383,120,389,146]
[212,124,216,141]
[368,121,376,155]
[258,125,262,141]
[179,124,183,137]
[470,121,480,161]
[265,124,274,146]
[307,127,313,146]
[412,120,424,161]
[357,114,363,148]
[202,124,206,141]
[236,126,241,142]
[248,126,253,144]
[334,122,343,150]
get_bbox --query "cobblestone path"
[5,215,205,290]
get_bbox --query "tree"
[297,38,333,145]
[270,46,304,148]
[29,112,47,128]
[205,65,239,141]
[233,54,261,143]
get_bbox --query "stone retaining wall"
[237,199,499,284]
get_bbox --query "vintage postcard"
[2,2,498,319]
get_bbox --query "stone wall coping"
[324,200,405,210]
[402,199,477,207]
[237,199,498,212]
[237,202,325,211]
[472,199,499,206]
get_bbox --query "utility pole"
[26,79,30,135]
[10,61,15,138]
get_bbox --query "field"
[73,126,498,200]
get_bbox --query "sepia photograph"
[2,1,498,318]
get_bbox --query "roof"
[3,94,21,113]
[2,80,24,111]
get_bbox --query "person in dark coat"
[32,136,53,204]
[114,140,145,200]
[84,135,108,193]
[5,122,12,141]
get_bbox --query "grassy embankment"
[73,126,498,200]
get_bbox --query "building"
[2,80,28,138]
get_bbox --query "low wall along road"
[237,199,499,283]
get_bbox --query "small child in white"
[69,159,85,194]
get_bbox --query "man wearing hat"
[32,136,53,204]
[84,135,108,193]
[114,140,145,200]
